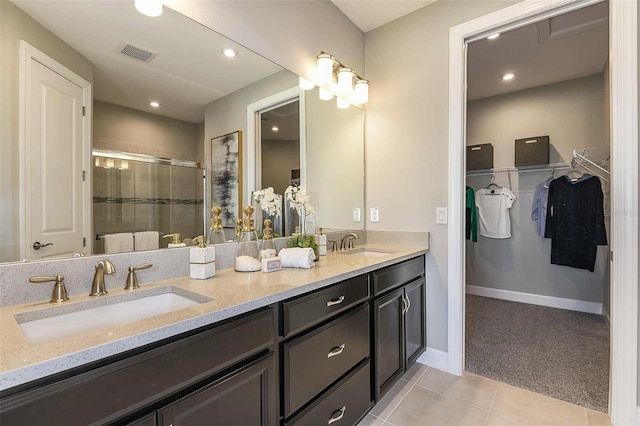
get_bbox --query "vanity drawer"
[372,256,424,296]
[284,359,371,426]
[283,304,369,416]
[282,274,369,338]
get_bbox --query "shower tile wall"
[93,159,204,254]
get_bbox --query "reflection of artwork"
[291,168,300,186]
[211,131,242,227]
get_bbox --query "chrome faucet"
[340,233,359,250]
[90,260,115,296]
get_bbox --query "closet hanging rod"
[466,162,571,177]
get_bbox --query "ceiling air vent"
[119,42,157,62]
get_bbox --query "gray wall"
[364,0,521,352]
[467,75,607,168]
[261,139,300,195]
[93,101,201,162]
[466,75,609,305]
[0,1,94,263]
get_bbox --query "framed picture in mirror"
[211,131,243,227]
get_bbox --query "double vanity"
[0,244,426,425]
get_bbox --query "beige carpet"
[465,294,609,412]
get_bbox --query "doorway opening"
[448,0,638,423]
[463,2,610,412]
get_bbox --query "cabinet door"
[404,278,426,367]
[157,352,276,426]
[373,287,404,401]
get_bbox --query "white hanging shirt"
[475,187,516,239]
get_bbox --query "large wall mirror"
[0,0,364,264]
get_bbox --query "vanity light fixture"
[502,72,515,81]
[299,77,314,91]
[134,0,163,17]
[310,52,369,106]
[337,67,354,96]
[337,97,350,109]
[222,48,238,58]
[316,53,334,84]
[354,79,369,104]
[149,101,160,107]
[319,87,334,101]
[487,33,501,40]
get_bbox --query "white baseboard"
[417,347,448,372]
[466,285,603,315]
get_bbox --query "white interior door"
[25,56,87,260]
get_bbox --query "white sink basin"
[340,248,397,257]
[15,287,212,345]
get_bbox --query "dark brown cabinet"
[0,308,276,426]
[372,258,426,402]
[1,254,426,426]
[157,352,276,426]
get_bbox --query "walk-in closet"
[463,1,611,413]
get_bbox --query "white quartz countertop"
[0,245,427,391]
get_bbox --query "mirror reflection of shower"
[93,150,204,254]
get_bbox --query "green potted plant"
[287,234,319,260]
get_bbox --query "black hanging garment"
[544,175,607,272]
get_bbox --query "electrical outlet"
[352,208,361,222]
[370,207,379,223]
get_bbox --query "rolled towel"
[278,247,316,269]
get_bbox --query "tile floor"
[358,364,612,426]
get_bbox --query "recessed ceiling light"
[134,0,163,17]
[222,48,238,58]
[487,33,500,40]
[272,126,279,132]
[501,72,515,81]
[150,101,160,107]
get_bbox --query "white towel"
[278,247,316,269]
[134,231,160,251]
[104,233,134,254]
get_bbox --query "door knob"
[33,241,54,250]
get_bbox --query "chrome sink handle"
[125,263,153,290]
[30,274,69,303]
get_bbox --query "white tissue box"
[190,262,216,279]
[261,256,282,273]
[190,245,216,263]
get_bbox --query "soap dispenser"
[207,206,227,244]
[190,236,215,279]
[163,233,186,248]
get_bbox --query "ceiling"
[261,101,300,141]
[14,0,609,122]
[12,0,283,123]
[467,1,609,101]
[331,0,438,33]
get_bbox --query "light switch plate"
[436,207,447,224]
[352,208,361,222]
[370,207,379,223]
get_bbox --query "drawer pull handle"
[327,344,346,358]
[327,295,345,307]
[328,406,346,424]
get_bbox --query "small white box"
[190,245,216,263]
[261,257,282,273]
[190,261,216,279]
